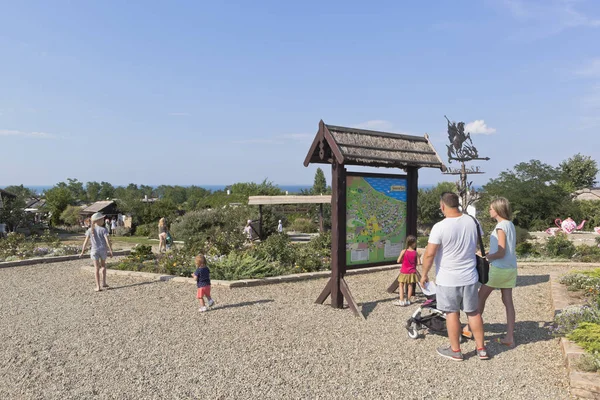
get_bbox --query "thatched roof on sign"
[304,120,446,171]
[248,195,332,205]
[80,200,116,214]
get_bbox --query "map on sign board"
[346,174,407,266]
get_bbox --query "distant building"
[573,188,600,201]
[80,200,119,219]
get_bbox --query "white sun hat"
[91,212,105,222]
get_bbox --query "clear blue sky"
[1,0,599,187]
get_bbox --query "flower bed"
[0,231,79,262]
[107,233,332,280]
[554,268,600,373]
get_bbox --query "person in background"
[277,220,283,233]
[111,217,117,236]
[80,212,113,292]
[158,218,168,253]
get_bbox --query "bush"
[209,251,284,280]
[576,353,600,373]
[250,233,297,266]
[417,236,429,249]
[545,232,576,258]
[572,245,600,263]
[60,205,82,226]
[113,226,131,237]
[567,322,600,353]
[129,244,154,261]
[184,227,246,258]
[290,218,317,233]
[516,242,533,257]
[158,248,195,277]
[515,226,530,244]
[553,305,600,335]
[293,232,331,272]
[596,236,600,246]
[134,223,156,238]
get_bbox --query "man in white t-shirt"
[420,192,489,361]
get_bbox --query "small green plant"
[209,251,284,280]
[567,322,600,353]
[545,232,576,258]
[250,233,297,266]
[576,353,600,373]
[129,244,154,261]
[596,236,600,246]
[516,242,533,257]
[514,226,531,244]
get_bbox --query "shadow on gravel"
[108,281,162,290]
[483,320,554,356]
[213,299,274,311]
[360,297,397,318]
[516,274,549,287]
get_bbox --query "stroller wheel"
[407,322,420,339]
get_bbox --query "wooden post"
[330,161,345,309]
[319,203,324,233]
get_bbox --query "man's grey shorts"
[436,283,480,313]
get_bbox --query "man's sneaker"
[477,347,490,360]
[436,345,464,361]
[392,300,405,306]
[198,306,208,312]
[207,299,215,307]
[405,300,411,306]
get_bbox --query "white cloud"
[168,112,190,116]
[0,129,56,139]
[465,120,496,135]
[354,120,394,131]
[499,0,600,37]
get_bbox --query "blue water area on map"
[363,177,407,202]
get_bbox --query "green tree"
[482,160,569,230]
[60,205,82,226]
[230,180,284,197]
[558,153,599,191]
[417,182,457,228]
[44,186,74,226]
[312,168,328,195]
[2,185,36,200]
[0,193,28,232]
[66,178,85,201]
[98,181,115,200]
[85,181,101,202]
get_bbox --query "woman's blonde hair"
[158,218,165,228]
[490,197,512,220]
[195,254,207,267]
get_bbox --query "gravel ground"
[0,260,573,399]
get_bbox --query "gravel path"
[0,260,573,399]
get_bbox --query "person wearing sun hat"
[80,212,113,292]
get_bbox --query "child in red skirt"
[393,235,420,306]
[192,255,215,312]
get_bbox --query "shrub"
[209,251,284,280]
[596,236,600,246]
[553,305,600,335]
[572,245,600,263]
[60,205,82,226]
[113,226,131,237]
[567,322,600,353]
[184,227,246,258]
[516,242,533,257]
[134,223,155,238]
[158,248,196,277]
[290,218,317,233]
[545,232,576,258]
[576,353,600,373]
[293,232,332,272]
[129,244,154,261]
[515,226,530,244]
[250,233,297,266]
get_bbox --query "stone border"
[81,264,400,288]
[550,272,600,399]
[0,250,131,269]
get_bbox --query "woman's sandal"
[94,287,102,292]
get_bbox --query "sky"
[1,0,599,188]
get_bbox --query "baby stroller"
[165,232,174,250]
[404,281,472,341]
